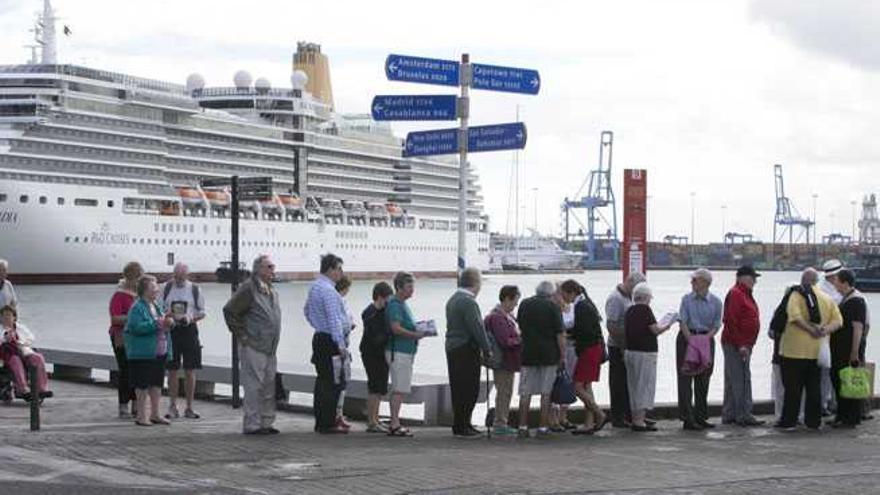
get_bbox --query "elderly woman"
[485,285,522,436]
[109,261,142,418]
[0,305,52,401]
[560,280,607,434]
[124,275,174,426]
[624,282,673,432]
[386,271,426,437]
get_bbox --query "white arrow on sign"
[516,130,524,140]
[373,103,384,113]
[388,59,400,74]
[530,77,539,88]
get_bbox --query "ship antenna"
[39,0,58,64]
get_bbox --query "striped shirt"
[304,274,349,346]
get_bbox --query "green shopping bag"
[839,366,871,399]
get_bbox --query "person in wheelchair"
[0,305,52,402]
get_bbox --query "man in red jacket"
[721,266,766,427]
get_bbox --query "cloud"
[749,0,880,71]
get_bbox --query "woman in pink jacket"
[484,285,522,436]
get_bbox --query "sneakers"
[535,427,551,437]
[184,409,201,419]
[493,425,518,436]
[165,406,180,420]
[517,427,530,439]
[118,404,133,419]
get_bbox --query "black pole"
[231,175,241,409]
[29,366,39,431]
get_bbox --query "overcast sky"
[1,0,878,243]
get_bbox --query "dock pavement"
[1,379,879,494]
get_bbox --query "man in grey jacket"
[223,255,282,435]
[445,267,492,437]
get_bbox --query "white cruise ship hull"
[0,181,490,283]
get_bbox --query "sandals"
[135,420,152,427]
[387,426,413,437]
[150,417,171,425]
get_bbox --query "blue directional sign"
[403,128,459,157]
[371,95,458,121]
[471,63,541,95]
[468,122,527,153]
[385,54,460,87]
[404,122,527,157]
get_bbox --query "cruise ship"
[0,1,490,283]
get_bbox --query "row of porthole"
[63,236,311,249]
[0,193,109,207]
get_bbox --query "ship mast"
[39,0,58,64]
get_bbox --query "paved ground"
[1,381,879,494]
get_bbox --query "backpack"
[769,285,799,339]
[484,326,504,369]
[163,281,201,313]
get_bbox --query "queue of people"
[2,253,872,438]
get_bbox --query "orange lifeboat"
[279,194,304,209]
[177,187,203,205]
[386,202,403,218]
[204,190,230,206]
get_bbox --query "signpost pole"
[230,175,241,409]
[457,54,470,280]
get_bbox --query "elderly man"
[445,267,492,438]
[304,254,349,434]
[777,268,843,431]
[0,259,17,310]
[721,266,764,426]
[162,262,206,420]
[676,268,723,430]
[517,280,566,438]
[605,271,646,428]
[223,255,283,435]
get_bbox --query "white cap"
[822,259,844,276]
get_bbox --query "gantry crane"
[773,163,813,244]
[562,131,618,265]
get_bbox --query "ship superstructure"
[0,1,489,282]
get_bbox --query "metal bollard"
[29,365,40,431]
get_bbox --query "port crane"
[561,131,619,265]
[773,164,813,244]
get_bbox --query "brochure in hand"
[415,320,438,337]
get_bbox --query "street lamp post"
[721,204,727,243]
[690,191,696,244]
[812,193,818,244]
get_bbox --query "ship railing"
[39,348,487,426]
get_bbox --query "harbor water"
[15,270,879,405]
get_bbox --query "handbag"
[550,369,577,405]
[839,366,871,399]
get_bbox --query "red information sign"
[622,169,647,282]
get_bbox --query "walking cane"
[486,364,492,440]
